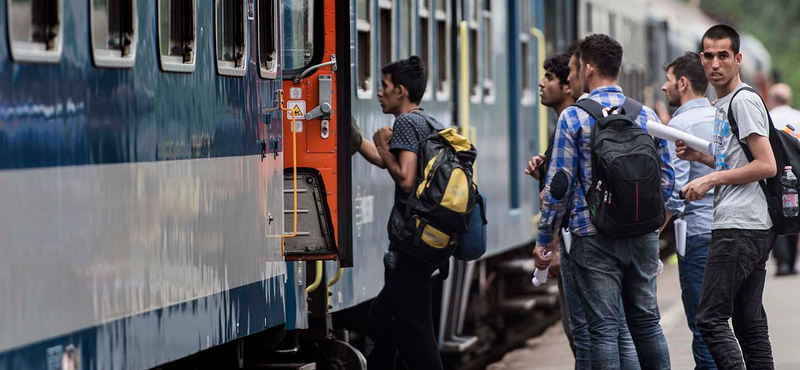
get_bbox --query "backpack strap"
[726,86,773,193]
[620,97,643,122]
[572,99,606,120]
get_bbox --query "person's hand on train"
[533,243,552,270]
[373,126,393,149]
[525,154,547,180]
[350,119,363,156]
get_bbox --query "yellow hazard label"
[286,100,306,120]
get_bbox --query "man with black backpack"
[534,34,674,370]
[355,55,446,370]
[676,25,777,369]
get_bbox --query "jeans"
[560,238,641,370]
[696,228,776,370]
[678,233,717,370]
[570,232,671,370]
[365,249,443,370]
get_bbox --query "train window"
[520,36,533,105]
[469,25,479,100]
[284,0,314,70]
[482,0,494,103]
[585,2,592,32]
[434,0,450,100]
[215,0,248,77]
[7,0,63,64]
[398,0,413,58]
[379,0,393,68]
[91,0,137,68]
[158,0,196,73]
[258,0,278,79]
[419,0,432,100]
[356,0,373,98]
[608,13,616,38]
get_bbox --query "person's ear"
[396,84,408,100]
[735,53,742,68]
[678,76,687,93]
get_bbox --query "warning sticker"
[286,100,306,120]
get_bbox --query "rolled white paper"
[562,229,572,255]
[532,267,549,286]
[531,250,552,286]
[674,218,687,257]
[646,120,713,156]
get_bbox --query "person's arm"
[665,129,689,217]
[358,139,386,168]
[683,133,775,201]
[675,140,715,168]
[375,126,418,193]
[533,110,578,268]
[649,111,676,203]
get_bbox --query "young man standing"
[534,34,674,370]
[356,56,445,370]
[661,52,718,370]
[677,25,777,369]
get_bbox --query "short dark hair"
[663,52,709,95]
[702,24,740,54]
[579,34,622,79]
[381,55,427,104]
[544,53,571,87]
[566,39,582,58]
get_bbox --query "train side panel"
[0,1,286,369]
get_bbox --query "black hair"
[544,53,571,87]
[663,52,709,95]
[381,55,427,104]
[579,34,622,79]
[702,24,740,54]
[566,39,582,58]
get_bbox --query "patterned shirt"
[536,86,676,246]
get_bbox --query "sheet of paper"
[646,120,713,156]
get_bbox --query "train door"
[281,0,352,265]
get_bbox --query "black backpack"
[388,114,480,267]
[574,98,666,237]
[728,86,800,235]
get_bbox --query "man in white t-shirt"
[767,83,800,276]
[677,25,777,370]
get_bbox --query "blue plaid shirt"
[537,86,675,246]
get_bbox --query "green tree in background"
[695,0,800,107]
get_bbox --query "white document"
[646,120,713,156]
[531,250,552,286]
[674,218,688,257]
[562,229,572,255]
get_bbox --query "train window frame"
[520,34,533,106]
[419,0,433,101]
[258,0,279,79]
[157,0,197,73]
[214,0,248,77]
[7,0,64,64]
[90,0,138,69]
[356,0,374,99]
[398,0,415,59]
[481,0,495,104]
[467,5,481,103]
[434,0,450,102]
[378,0,393,70]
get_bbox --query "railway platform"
[487,260,800,370]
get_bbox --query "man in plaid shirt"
[533,34,675,370]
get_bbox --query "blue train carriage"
[0,0,289,369]
[317,0,559,366]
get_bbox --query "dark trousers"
[365,249,443,370]
[696,228,776,370]
[772,234,798,273]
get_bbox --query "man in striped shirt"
[533,34,675,370]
